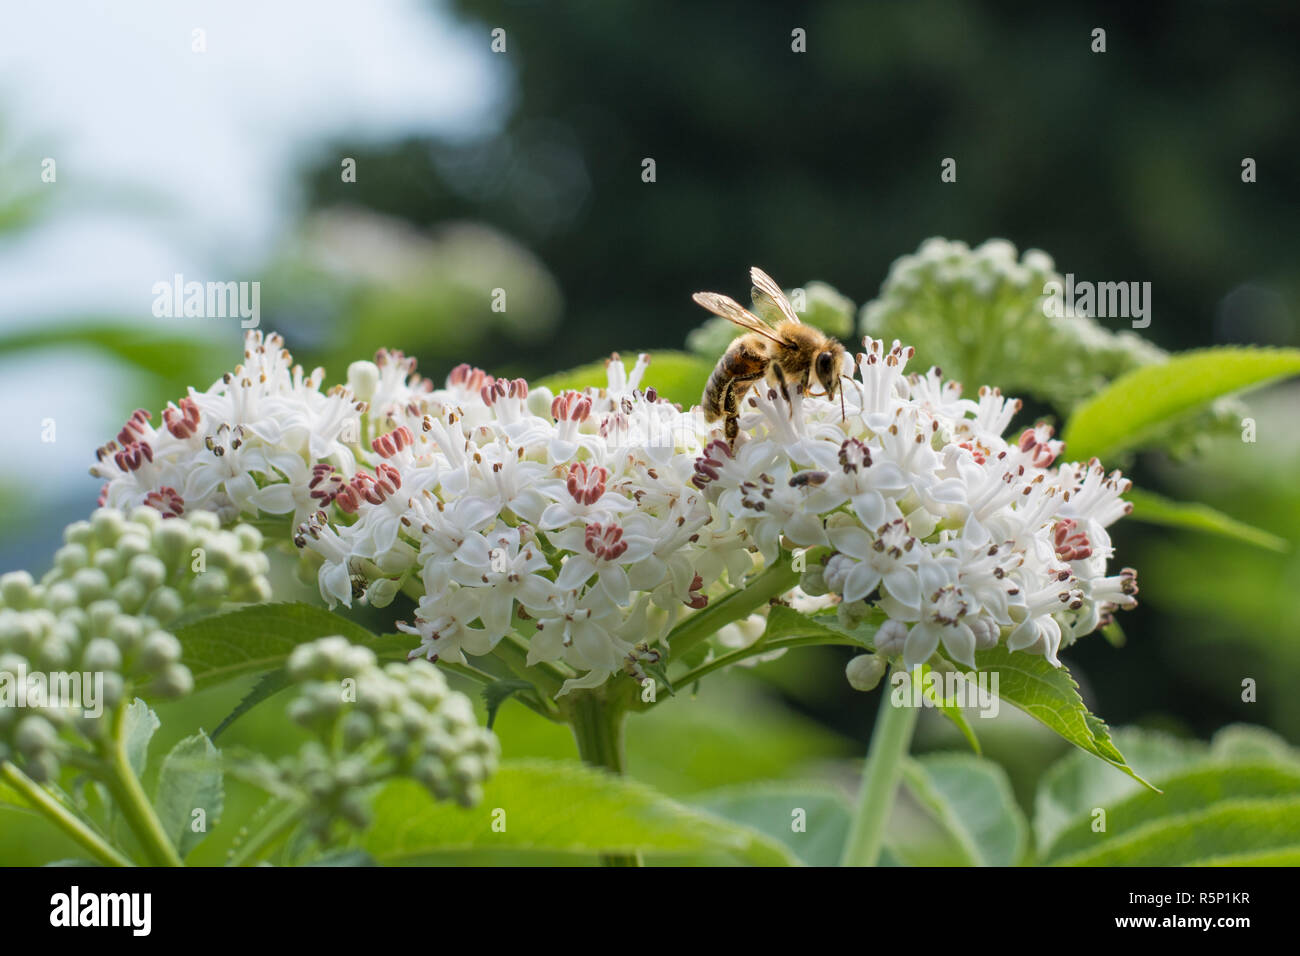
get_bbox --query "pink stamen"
[584,522,628,560]
[566,461,606,505]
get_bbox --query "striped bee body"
[694,268,847,447]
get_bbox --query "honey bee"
[695,267,848,445]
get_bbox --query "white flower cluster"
[92,329,1138,695]
[0,508,272,780]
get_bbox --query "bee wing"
[691,291,789,345]
[750,267,802,325]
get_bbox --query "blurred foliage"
[297,0,1299,377]
[2,0,1299,862]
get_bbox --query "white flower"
[824,516,922,608]
[94,318,1139,693]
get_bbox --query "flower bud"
[72,568,112,604]
[151,663,193,698]
[81,637,122,673]
[138,631,182,670]
[147,587,183,624]
[875,619,908,658]
[0,571,37,610]
[346,360,380,402]
[846,653,887,692]
[113,578,148,615]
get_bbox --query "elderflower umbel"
[91,327,1139,695]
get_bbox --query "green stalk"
[566,690,640,867]
[840,674,918,866]
[0,760,133,867]
[651,633,863,702]
[226,799,305,867]
[664,555,801,661]
[99,705,184,867]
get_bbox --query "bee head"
[815,344,845,400]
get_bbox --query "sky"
[0,0,504,518]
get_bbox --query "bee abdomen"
[702,337,768,422]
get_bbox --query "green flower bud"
[43,582,79,614]
[365,577,400,609]
[151,663,192,698]
[137,631,182,670]
[114,533,151,563]
[188,510,221,533]
[845,653,887,692]
[146,587,183,625]
[27,751,61,783]
[90,508,126,546]
[72,569,113,605]
[91,547,126,582]
[107,616,145,652]
[82,637,123,673]
[128,554,168,591]
[234,524,263,553]
[53,544,90,577]
[153,521,194,572]
[340,711,374,750]
[191,570,230,604]
[63,520,94,546]
[128,506,164,533]
[15,715,58,755]
[112,578,148,615]
[100,673,126,710]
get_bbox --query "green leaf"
[1035,725,1300,865]
[153,732,224,858]
[1033,727,1203,854]
[763,604,877,647]
[481,679,536,730]
[172,603,406,691]
[535,350,716,408]
[1124,486,1288,552]
[943,645,1154,789]
[1062,346,1300,461]
[122,698,160,780]
[1210,724,1299,763]
[1046,762,1300,864]
[643,661,675,697]
[0,322,217,396]
[1054,795,1300,866]
[890,753,1028,867]
[361,760,799,865]
[692,783,851,866]
[211,669,292,741]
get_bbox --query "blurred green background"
[1,0,1297,861]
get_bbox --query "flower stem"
[840,675,918,867]
[0,760,134,867]
[100,705,184,867]
[566,690,641,867]
[665,554,801,661]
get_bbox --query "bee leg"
[723,376,761,447]
[724,413,739,446]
